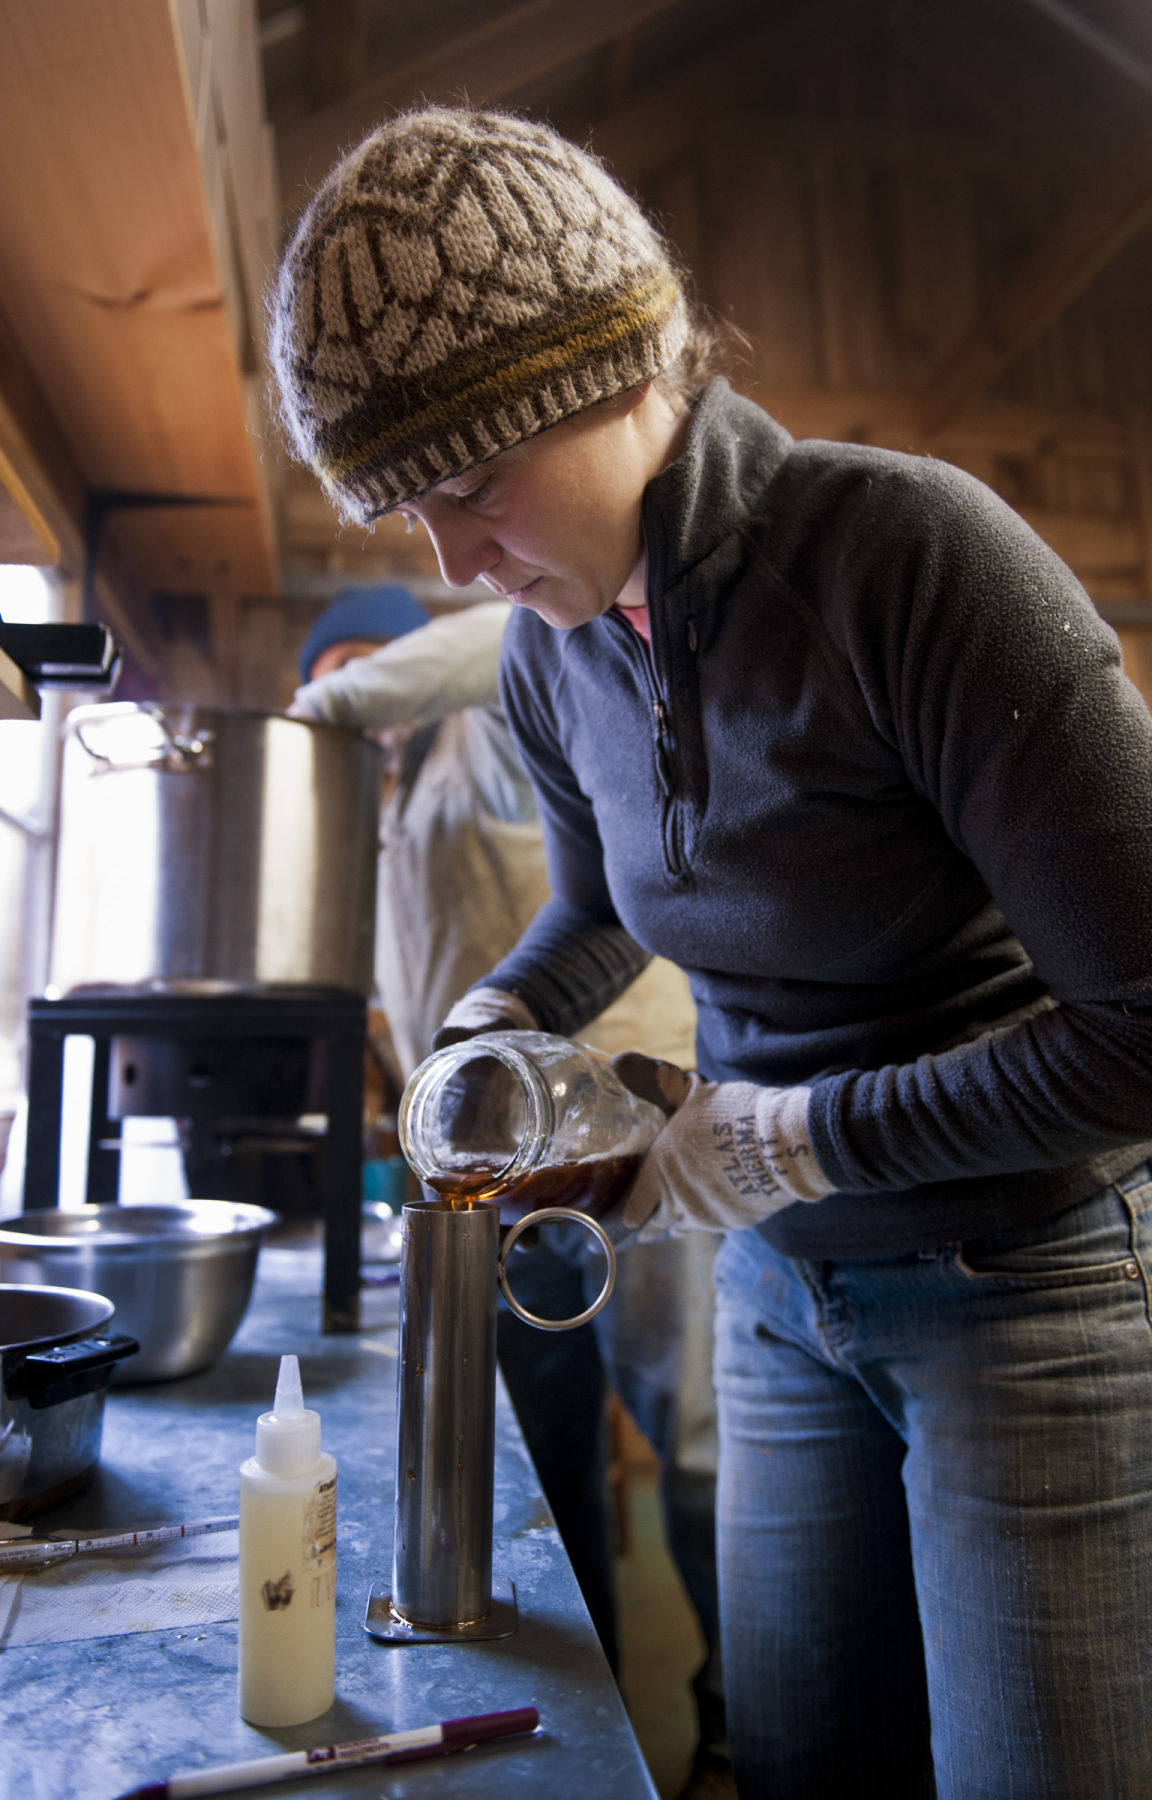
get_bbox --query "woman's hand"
[430,986,539,1049]
[610,1050,693,1115]
[610,1055,835,1242]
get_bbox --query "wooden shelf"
[0,644,39,720]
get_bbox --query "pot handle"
[73,709,210,769]
[155,716,211,763]
[17,1333,140,1409]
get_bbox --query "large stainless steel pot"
[0,1285,138,1520]
[49,704,381,997]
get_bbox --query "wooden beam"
[1097,603,1152,627]
[0,296,162,675]
[0,0,278,580]
[102,503,275,609]
[0,465,57,566]
[898,0,1114,185]
[1015,505,1142,577]
[0,647,39,720]
[696,107,1058,185]
[588,0,867,177]
[753,383,1129,459]
[920,116,1152,432]
[1012,0,1152,100]
[276,0,683,209]
[602,29,639,112]
[278,463,443,581]
[304,0,369,109]
[0,299,83,574]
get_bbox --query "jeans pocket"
[952,1177,1144,1291]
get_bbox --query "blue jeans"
[497,1234,619,1669]
[713,1165,1152,1799]
[499,1227,723,1741]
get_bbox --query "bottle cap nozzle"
[255,1354,322,1473]
[273,1353,305,1419]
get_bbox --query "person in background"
[293,585,543,1079]
[290,585,730,1800]
[269,106,1152,1799]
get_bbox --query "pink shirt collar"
[613,603,651,642]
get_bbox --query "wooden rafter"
[0,0,279,594]
[304,0,370,109]
[898,0,1112,185]
[919,115,1152,432]
[0,303,160,675]
[588,0,873,177]
[276,0,683,210]
[1012,0,1152,100]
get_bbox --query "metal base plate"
[363,1575,518,1644]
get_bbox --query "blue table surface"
[1,1229,657,1800]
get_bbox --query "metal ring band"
[497,1206,617,1332]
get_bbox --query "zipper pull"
[652,699,674,795]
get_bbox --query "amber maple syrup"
[425,1152,642,1222]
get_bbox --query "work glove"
[607,1052,836,1244]
[430,986,539,1050]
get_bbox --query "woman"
[289,584,726,1795]
[269,106,1152,1797]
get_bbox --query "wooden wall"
[618,50,1152,705]
[74,0,1152,716]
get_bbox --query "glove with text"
[609,1053,835,1243]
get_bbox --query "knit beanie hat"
[298,583,430,680]
[268,107,690,524]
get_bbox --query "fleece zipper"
[606,610,687,882]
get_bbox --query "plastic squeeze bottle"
[238,1354,337,1725]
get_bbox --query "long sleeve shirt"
[486,380,1152,1257]
[291,599,535,826]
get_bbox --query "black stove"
[22,989,366,1331]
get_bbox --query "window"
[0,567,63,1130]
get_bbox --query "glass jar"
[397,1030,667,1224]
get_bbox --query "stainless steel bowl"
[0,1202,277,1382]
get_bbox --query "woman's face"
[396,385,685,628]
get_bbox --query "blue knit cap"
[299,584,430,679]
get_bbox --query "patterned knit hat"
[268,107,689,523]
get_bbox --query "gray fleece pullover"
[487,380,1152,1257]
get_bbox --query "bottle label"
[303,1473,337,1608]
